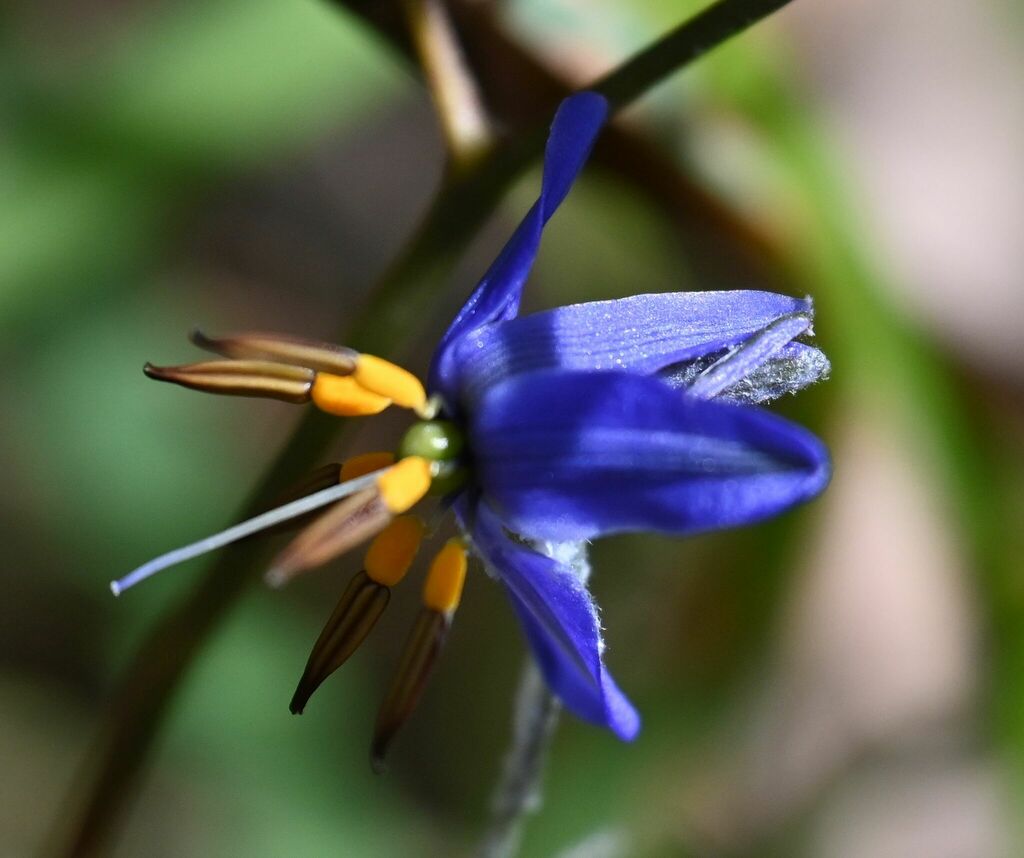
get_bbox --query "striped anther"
[340,452,396,482]
[290,571,391,714]
[371,609,450,773]
[370,539,467,771]
[262,454,394,537]
[265,489,389,588]
[143,360,314,403]
[289,513,424,713]
[191,330,358,376]
[258,462,346,537]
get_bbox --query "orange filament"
[354,354,427,413]
[376,457,432,513]
[422,538,467,615]
[340,452,395,482]
[311,374,390,417]
[364,516,426,587]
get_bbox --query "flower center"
[398,419,469,496]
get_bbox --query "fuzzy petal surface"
[661,340,830,404]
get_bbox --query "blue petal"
[469,371,831,542]
[429,92,609,400]
[468,500,640,740]
[452,291,817,407]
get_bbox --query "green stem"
[593,0,795,109]
[474,662,561,858]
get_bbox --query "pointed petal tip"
[743,411,832,513]
[607,695,641,742]
[766,430,831,518]
[568,90,609,119]
[617,722,641,742]
[806,440,833,495]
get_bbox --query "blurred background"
[2,0,1022,855]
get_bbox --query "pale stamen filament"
[109,468,392,596]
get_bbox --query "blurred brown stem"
[342,0,784,284]
[51,1,796,854]
[403,0,493,170]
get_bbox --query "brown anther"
[271,463,345,505]
[370,609,450,773]
[256,463,344,538]
[290,571,390,714]
[190,330,358,376]
[265,489,389,588]
[143,360,314,404]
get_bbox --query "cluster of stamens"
[119,331,474,768]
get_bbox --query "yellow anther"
[364,516,425,587]
[354,354,427,413]
[340,451,395,482]
[311,373,391,417]
[422,538,467,615]
[376,456,432,513]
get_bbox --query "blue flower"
[426,93,829,740]
[117,93,830,759]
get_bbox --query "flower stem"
[474,660,561,858]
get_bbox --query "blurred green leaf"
[0,0,405,330]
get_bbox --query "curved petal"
[466,500,640,740]
[429,93,609,400]
[452,291,816,407]
[469,371,831,542]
